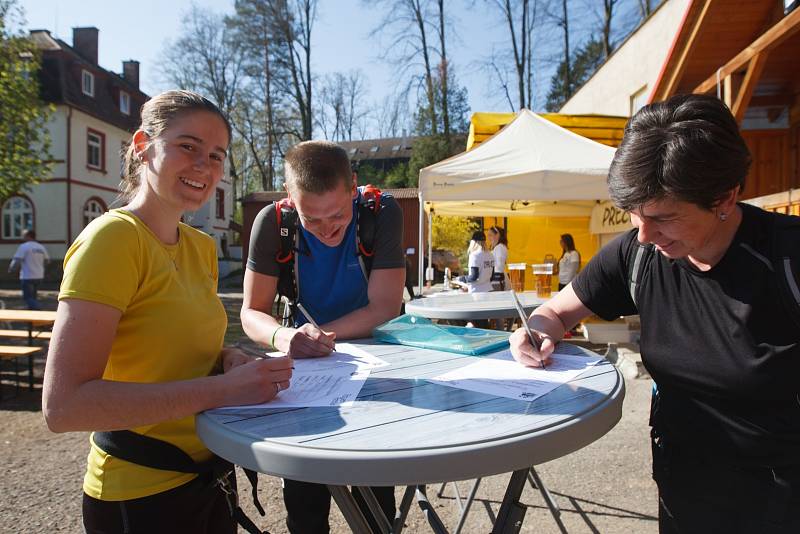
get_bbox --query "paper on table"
[211,342,388,411]
[428,345,601,402]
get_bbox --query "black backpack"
[274,184,385,326]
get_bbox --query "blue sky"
[19,0,599,131]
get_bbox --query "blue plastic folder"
[372,314,511,355]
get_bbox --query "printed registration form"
[429,343,601,402]
[213,343,388,410]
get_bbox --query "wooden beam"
[732,51,769,122]
[657,0,714,101]
[723,74,732,107]
[694,6,800,94]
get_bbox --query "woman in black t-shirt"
[509,94,800,533]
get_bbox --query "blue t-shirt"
[295,200,368,326]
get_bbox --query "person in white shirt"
[9,229,50,310]
[457,231,495,293]
[557,233,580,290]
[487,226,509,290]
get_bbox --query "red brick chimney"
[72,27,98,64]
[122,60,140,89]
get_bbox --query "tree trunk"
[437,0,450,142]
[411,0,438,135]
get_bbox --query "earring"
[719,212,727,221]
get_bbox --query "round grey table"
[405,290,550,321]
[197,339,624,533]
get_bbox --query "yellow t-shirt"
[59,209,227,501]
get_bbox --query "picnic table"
[0,310,56,398]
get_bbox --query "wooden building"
[650,0,800,201]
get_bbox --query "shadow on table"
[204,360,619,444]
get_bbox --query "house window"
[370,146,379,153]
[82,69,94,97]
[83,198,106,227]
[215,188,225,219]
[87,129,105,170]
[120,91,130,115]
[630,85,649,116]
[1,196,33,240]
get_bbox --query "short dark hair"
[608,94,751,211]
[285,141,352,194]
[471,230,486,242]
[23,229,36,240]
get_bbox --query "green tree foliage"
[0,0,52,199]
[431,214,478,263]
[545,37,605,112]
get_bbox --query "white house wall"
[559,0,690,117]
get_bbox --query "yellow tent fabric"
[455,111,628,289]
[467,112,628,150]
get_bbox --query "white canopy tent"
[417,109,617,288]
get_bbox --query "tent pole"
[418,192,424,297]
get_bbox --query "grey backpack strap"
[771,214,800,330]
[628,243,652,307]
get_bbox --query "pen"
[510,290,546,369]
[296,303,336,350]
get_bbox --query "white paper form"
[212,343,389,410]
[429,345,601,402]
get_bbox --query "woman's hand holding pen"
[510,324,556,369]
[220,355,293,406]
[274,323,336,358]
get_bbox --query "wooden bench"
[0,345,43,400]
[0,329,52,341]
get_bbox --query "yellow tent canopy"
[467,112,628,150]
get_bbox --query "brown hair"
[119,90,232,203]
[608,94,751,211]
[284,140,352,194]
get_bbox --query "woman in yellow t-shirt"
[42,90,293,534]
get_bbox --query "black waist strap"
[94,430,268,534]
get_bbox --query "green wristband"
[270,326,283,349]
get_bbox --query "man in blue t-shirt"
[242,140,405,534]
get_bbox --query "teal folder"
[373,314,510,355]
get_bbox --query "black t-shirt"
[573,203,800,467]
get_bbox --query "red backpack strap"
[356,185,385,264]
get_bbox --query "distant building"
[339,136,415,175]
[0,28,233,277]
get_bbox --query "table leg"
[27,323,34,391]
[415,485,449,534]
[491,468,528,534]
[354,486,391,534]
[393,486,416,534]
[328,485,375,534]
[453,478,482,534]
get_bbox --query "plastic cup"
[531,263,554,298]
[508,263,526,292]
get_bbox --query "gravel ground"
[0,289,658,533]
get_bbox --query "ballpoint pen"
[510,290,547,369]
[296,303,336,351]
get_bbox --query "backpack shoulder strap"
[627,241,654,308]
[355,184,384,277]
[770,212,800,330]
[274,199,299,325]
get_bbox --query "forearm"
[44,374,230,433]
[241,307,283,348]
